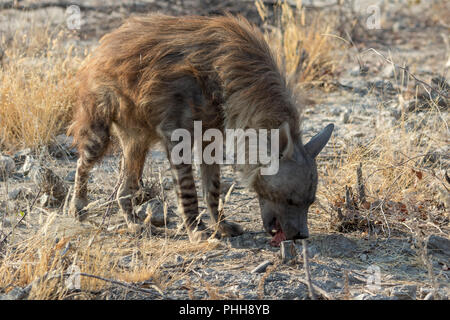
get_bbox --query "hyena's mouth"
[269,218,286,247]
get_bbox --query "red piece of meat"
[270,229,286,247]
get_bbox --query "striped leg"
[200,164,243,237]
[116,135,149,233]
[158,123,208,242]
[170,162,208,243]
[69,122,110,221]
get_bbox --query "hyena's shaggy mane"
[69,13,302,150]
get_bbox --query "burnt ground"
[0,0,449,300]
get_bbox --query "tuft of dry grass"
[256,0,340,88]
[0,25,81,151]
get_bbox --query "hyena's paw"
[218,221,244,237]
[186,222,210,243]
[122,211,145,234]
[68,198,89,222]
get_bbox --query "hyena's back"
[71,13,280,142]
[68,13,285,240]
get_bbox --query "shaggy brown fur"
[68,13,313,242]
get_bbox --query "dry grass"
[0,213,220,299]
[256,0,339,87]
[313,99,449,237]
[0,24,80,151]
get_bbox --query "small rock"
[341,110,351,124]
[0,287,27,300]
[329,107,341,116]
[251,260,272,273]
[359,253,368,262]
[0,200,15,214]
[8,187,25,200]
[426,235,450,257]
[19,155,38,176]
[118,255,133,269]
[174,254,184,264]
[422,151,443,165]
[13,148,32,164]
[354,293,396,300]
[419,287,435,300]
[314,234,359,258]
[294,242,318,259]
[372,79,395,94]
[49,134,76,159]
[0,155,15,181]
[389,285,417,300]
[351,131,365,138]
[1,218,12,228]
[65,170,76,182]
[137,199,171,227]
[31,166,68,203]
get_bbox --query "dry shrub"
[0,215,219,299]
[314,103,449,236]
[0,25,81,151]
[256,0,339,87]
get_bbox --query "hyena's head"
[254,123,334,242]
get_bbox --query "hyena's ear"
[279,122,294,159]
[304,123,334,158]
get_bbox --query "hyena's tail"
[67,83,115,166]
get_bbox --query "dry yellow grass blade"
[256,0,339,88]
[0,26,80,151]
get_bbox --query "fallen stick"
[302,239,316,300]
[6,270,164,300]
[78,272,164,297]
[297,278,333,300]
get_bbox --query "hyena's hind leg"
[200,164,243,237]
[69,121,111,221]
[116,131,149,232]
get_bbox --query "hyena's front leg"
[200,164,243,237]
[171,163,208,243]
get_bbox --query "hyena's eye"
[287,198,295,206]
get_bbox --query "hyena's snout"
[279,207,309,240]
[261,200,310,243]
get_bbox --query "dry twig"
[302,239,316,300]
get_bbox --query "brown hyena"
[68,13,334,244]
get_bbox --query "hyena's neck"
[221,83,301,138]
[221,86,301,185]
[213,47,301,137]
